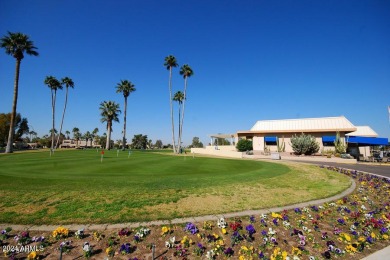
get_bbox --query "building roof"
[244,116,357,133]
[346,126,378,137]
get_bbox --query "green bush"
[334,132,347,154]
[236,139,253,152]
[290,133,320,155]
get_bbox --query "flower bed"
[1,166,389,259]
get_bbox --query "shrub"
[236,139,253,152]
[334,132,347,154]
[290,133,320,155]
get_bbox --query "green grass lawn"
[0,149,351,224]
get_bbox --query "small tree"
[236,139,253,152]
[290,133,320,155]
[191,137,204,148]
[155,140,163,149]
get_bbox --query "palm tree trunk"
[56,86,68,149]
[122,96,127,150]
[178,77,188,154]
[169,67,177,153]
[177,103,181,153]
[5,58,21,153]
[51,89,56,154]
[106,122,111,150]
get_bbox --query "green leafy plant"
[334,132,347,154]
[276,136,285,152]
[290,133,320,155]
[236,139,253,152]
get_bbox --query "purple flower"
[271,237,277,243]
[246,224,256,236]
[224,247,234,256]
[335,248,342,254]
[261,230,267,236]
[184,222,198,234]
[294,208,302,214]
[323,251,331,259]
[337,218,345,225]
[134,235,140,242]
[272,218,278,225]
[249,215,256,223]
[259,251,265,258]
[119,243,132,254]
[380,227,388,234]
[366,236,374,244]
[311,206,319,212]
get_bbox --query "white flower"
[169,236,175,244]
[82,242,91,252]
[293,256,301,260]
[261,213,267,219]
[268,227,276,235]
[206,250,215,259]
[217,217,227,228]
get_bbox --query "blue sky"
[1,0,389,146]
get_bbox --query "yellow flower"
[222,228,227,234]
[27,251,37,259]
[241,245,248,251]
[346,244,357,253]
[383,234,389,240]
[358,236,365,242]
[213,233,219,239]
[239,256,246,260]
[272,212,282,219]
[218,239,224,246]
[282,250,288,259]
[371,232,376,239]
[161,226,170,235]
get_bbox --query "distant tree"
[131,134,148,149]
[236,139,253,152]
[190,136,204,148]
[177,64,194,154]
[44,75,62,154]
[164,55,178,153]
[91,128,99,146]
[116,80,136,150]
[84,131,92,147]
[99,101,121,150]
[1,31,39,153]
[0,113,29,146]
[155,139,163,149]
[65,130,70,139]
[56,77,74,148]
[290,133,320,155]
[147,139,153,149]
[28,130,37,142]
[72,127,80,146]
[15,117,29,141]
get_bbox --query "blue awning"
[322,136,336,142]
[264,136,277,142]
[347,136,389,146]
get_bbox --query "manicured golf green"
[0,150,351,224]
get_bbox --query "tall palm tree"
[115,80,136,150]
[92,127,99,147]
[173,91,185,151]
[84,131,92,148]
[65,130,70,139]
[1,32,38,153]
[177,64,194,153]
[56,77,74,148]
[164,55,178,153]
[72,127,80,146]
[99,101,121,150]
[44,76,62,154]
